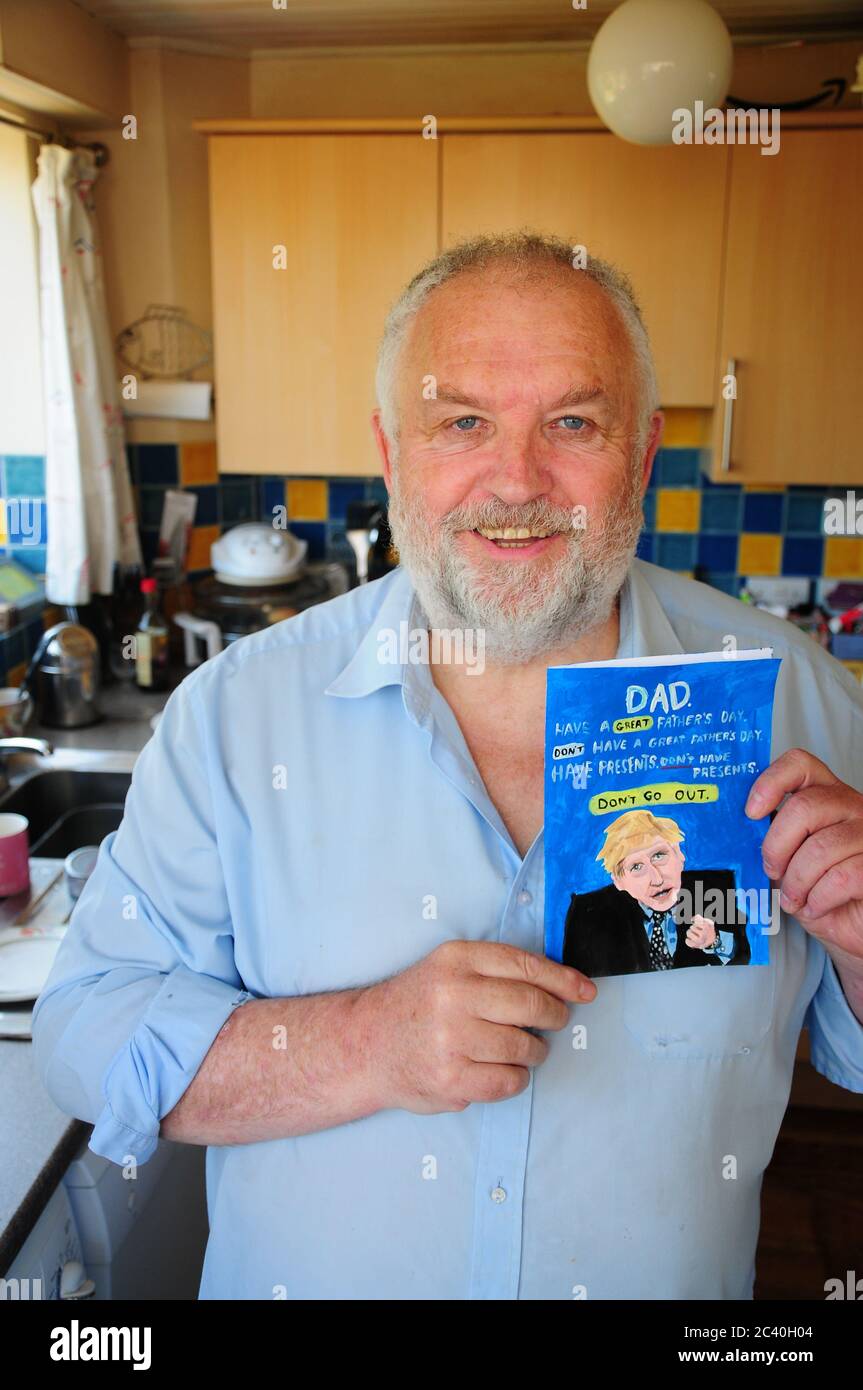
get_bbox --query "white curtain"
[31,144,141,604]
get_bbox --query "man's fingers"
[467,1020,550,1067]
[760,784,859,883]
[746,747,839,819]
[466,940,596,1003]
[776,824,863,917]
[473,976,572,1031]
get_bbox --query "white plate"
[0,928,66,1003]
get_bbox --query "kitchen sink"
[0,769,132,857]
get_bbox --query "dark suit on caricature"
[562,867,750,978]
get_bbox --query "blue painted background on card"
[544,656,781,967]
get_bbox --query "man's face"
[373,265,662,663]
[613,838,685,912]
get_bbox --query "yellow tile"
[738,533,782,576]
[0,499,6,545]
[179,441,218,486]
[6,661,27,687]
[661,409,712,448]
[823,536,863,579]
[186,524,221,572]
[287,479,328,521]
[743,483,784,493]
[656,488,700,533]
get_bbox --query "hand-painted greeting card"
[544,650,781,978]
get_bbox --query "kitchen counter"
[0,668,183,1277]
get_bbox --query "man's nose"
[484,432,550,506]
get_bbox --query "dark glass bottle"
[135,578,170,691]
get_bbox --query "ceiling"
[72,0,863,51]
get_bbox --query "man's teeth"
[475,527,554,545]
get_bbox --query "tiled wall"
[1,415,862,688]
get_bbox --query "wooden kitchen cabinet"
[207,134,438,475]
[441,133,729,408]
[711,129,863,485]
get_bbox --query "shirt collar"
[325,556,686,701]
[324,567,419,700]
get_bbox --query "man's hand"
[686,914,718,951]
[745,749,863,982]
[358,940,596,1115]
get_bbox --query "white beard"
[387,479,644,666]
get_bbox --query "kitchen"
[0,0,861,1341]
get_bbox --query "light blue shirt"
[33,559,863,1300]
[641,904,736,963]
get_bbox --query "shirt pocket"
[623,961,776,1060]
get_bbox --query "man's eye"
[630,861,643,874]
[452,416,480,431]
[653,852,668,862]
[556,415,588,431]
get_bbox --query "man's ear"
[371,409,395,492]
[639,411,664,497]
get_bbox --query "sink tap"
[0,736,54,794]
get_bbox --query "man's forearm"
[160,988,384,1146]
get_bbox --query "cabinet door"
[441,133,728,407]
[713,130,863,485]
[208,135,438,475]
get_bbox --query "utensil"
[64,846,99,901]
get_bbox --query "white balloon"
[588,0,734,145]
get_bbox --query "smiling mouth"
[472,527,559,549]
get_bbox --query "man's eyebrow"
[423,383,610,411]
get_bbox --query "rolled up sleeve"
[31,672,253,1165]
[806,948,863,1093]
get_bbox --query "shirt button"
[517,890,532,906]
[490,1186,507,1204]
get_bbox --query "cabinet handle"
[720,357,737,475]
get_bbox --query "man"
[33,232,863,1300]
[562,809,751,977]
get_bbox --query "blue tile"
[25,617,45,655]
[260,479,284,523]
[697,534,738,571]
[635,531,654,563]
[786,491,827,534]
[365,478,389,506]
[221,482,256,524]
[700,469,741,494]
[655,533,696,570]
[3,455,45,496]
[221,473,260,486]
[703,573,739,597]
[10,546,46,576]
[325,522,357,566]
[656,448,700,487]
[641,492,656,529]
[743,492,784,533]
[782,537,824,577]
[290,521,326,560]
[700,491,742,532]
[126,444,139,484]
[137,444,178,486]
[187,485,219,526]
[327,480,366,521]
[644,462,658,491]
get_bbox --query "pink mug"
[0,813,30,896]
